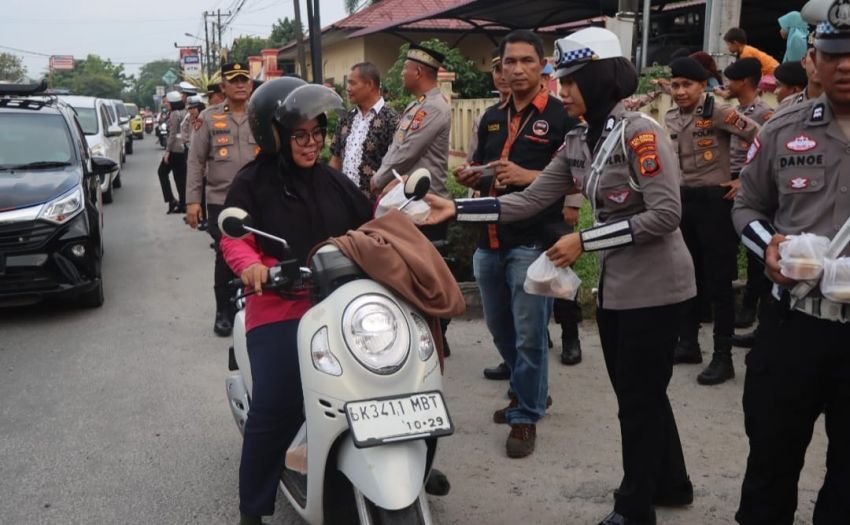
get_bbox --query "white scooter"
[221,170,451,525]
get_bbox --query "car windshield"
[0,113,74,169]
[73,107,99,135]
[125,104,138,117]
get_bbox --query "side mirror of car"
[91,156,117,175]
[119,117,129,125]
[106,125,123,137]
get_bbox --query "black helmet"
[248,77,344,155]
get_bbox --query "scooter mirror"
[404,168,431,200]
[218,207,252,239]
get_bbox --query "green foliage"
[270,17,301,46]
[443,174,477,282]
[383,39,490,105]
[126,59,180,109]
[0,52,27,82]
[573,202,600,316]
[51,55,129,99]
[229,36,270,64]
[637,65,669,95]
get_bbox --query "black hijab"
[571,57,639,150]
[224,116,372,265]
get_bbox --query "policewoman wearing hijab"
[219,78,373,525]
[425,27,696,525]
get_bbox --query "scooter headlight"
[342,294,410,375]
[411,314,435,361]
[311,326,342,376]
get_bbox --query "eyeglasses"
[290,127,326,146]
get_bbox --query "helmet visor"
[274,85,344,129]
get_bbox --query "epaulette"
[696,95,714,118]
[760,97,818,133]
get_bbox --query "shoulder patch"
[410,109,427,131]
[724,111,741,126]
[628,132,657,155]
[745,137,761,165]
[639,153,662,177]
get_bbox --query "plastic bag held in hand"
[820,257,850,303]
[375,183,431,224]
[523,252,581,300]
[778,233,830,281]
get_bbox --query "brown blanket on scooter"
[323,210,465,369]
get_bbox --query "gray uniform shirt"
[729,97,774,174]
[186,102,257,206]
[665,94,759,187]
[733,96,850,261]
[496,103,697,310]
[373,86,451,198]
[166,109,186,153]
[180,112,193,150]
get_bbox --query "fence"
[449,92,780,161]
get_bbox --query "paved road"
[0,137,827,525]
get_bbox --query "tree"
[0,52,27,82]
[127,59,181,108]
[51,55,128,99]
[383,39,490,108]
[229,35,270,64]
[270,17,300,46]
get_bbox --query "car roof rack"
[0,80,49,97]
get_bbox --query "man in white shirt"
[330,62,399,195]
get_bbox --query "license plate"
[344,391,453,448]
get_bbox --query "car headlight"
[411,314,435,361]
[342,294,410,375]
[311,326,342,376]
[90,143,107,157]
[38,187,84,224]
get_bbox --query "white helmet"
[552,27,623,79]
[178,81,198,94]
[165,90,182,103]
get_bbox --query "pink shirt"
[221,234,312,332]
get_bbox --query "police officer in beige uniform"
[732,2,850,522]
[371,45,451,203]
[426,28,696,525]
[186,62,257,336]
[665,57,760,385]
[164,90,188,212]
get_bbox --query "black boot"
[214,287,233,337]
[560,335,582,365]
[673,338,702,364]
[697,344,734,385]
[425,468,450,496]
[483,362,510,380]
[732,328,757,348]
[735,302,757,328]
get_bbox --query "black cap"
[221,62,251,81]
[206,82,222,95]
[669,57,709,81]
[774,61,808,87]
[724,57,762,80]
[406,44,445,70]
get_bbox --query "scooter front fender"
[337,438,426,511]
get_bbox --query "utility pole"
[305,0,322,83]
[217,9,227,63]
[203,11,212,76]
[293,0,308,78]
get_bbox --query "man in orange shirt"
[724,27,780,76]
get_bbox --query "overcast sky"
[1,0,350,79]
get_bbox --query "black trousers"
[239,320,303,517]
[553,298,581,339]
[207,204,238,316]
[679,186,738,348]
[742,251,771,309]
[156,159,175,204]
[169,151,187,207]
[597,302,691,521]
[736,299,850,525]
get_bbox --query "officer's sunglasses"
[290,127,326,147]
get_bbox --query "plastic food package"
[778,233,830,281]
[523,252,581,300]
[820,257,850,303]
[375,183,431,224]
[284,425,308,475]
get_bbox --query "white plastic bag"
[820,257,850,303]
[778,233,830,281]
[375,183,431,224]
[523,252,581,300]
[284,424,308,475]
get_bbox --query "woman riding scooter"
[220,77,373,525]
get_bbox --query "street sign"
[182,55,202,79]
[155,86,165,97]
[161,70,179,85]
[49,55,75,71]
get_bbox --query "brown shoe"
[493,396,552,424]
[506,423,536,458]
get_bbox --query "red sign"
[49,55,75,71]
